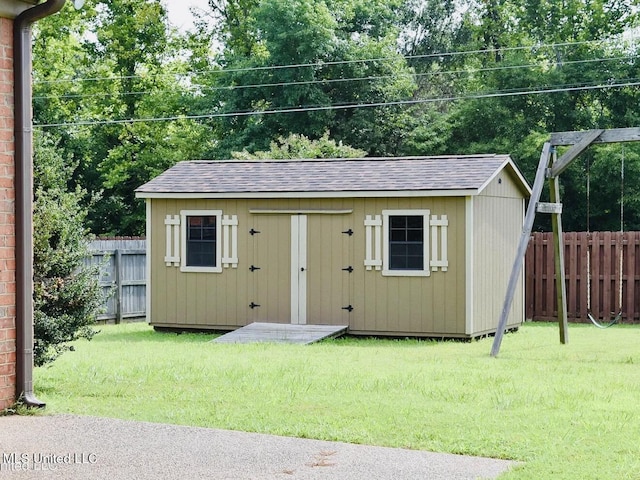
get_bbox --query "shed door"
[249,214,291,323]
[250,213,353,326]
[305,214,353,325]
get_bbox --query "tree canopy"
[34,0,640,234]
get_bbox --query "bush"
[33,133,105,366]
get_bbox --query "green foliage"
[31,0,640,234]
[34,0,211,236]
[433,0,640,230]
[1,400,44,416]
[199,0,417,158]
[33,133,104,367]
[232,132,366,159]
[256,0,338,63]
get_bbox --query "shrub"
[33,133,105,366]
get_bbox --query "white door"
[290,215,307,324]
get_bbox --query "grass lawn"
[34,322,640,479]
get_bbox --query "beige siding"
[472,173,525,334]
[349,196,467,336]
[148,175,524,337]
[150,198,253,329]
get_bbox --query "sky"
[163,0,211,32]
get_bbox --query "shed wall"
[472,173,525,334]
[149,196,468,336]
[150,198,252,329]
[350,197,466,336]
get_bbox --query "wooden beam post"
[550,129,604,178]
[491,142,551,357]
[549,149,569,344]
[550,127,640,146]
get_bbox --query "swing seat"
[587,310,621,329]
[584,148,626,330]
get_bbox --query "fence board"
[566,232,578,315]
[627,233,636,322]
[525,239,535,317]
[544,234,555,318]
[526,232,639,323]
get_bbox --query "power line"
[33,34,636,86]
[34,78,640,129]
[33,54,639,102]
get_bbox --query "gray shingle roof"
[136,155,530,197]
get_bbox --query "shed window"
[389,216,424,270]
[382,209,431,277]
[180,210,223,273]
[186,216,217,267]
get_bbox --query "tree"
[194,0,417,158]
[434,0,640,230]
[31,0,640,236]
[232,132,366,159]
[33,0,213,236]
[32,132,105,366]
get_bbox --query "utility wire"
[33,35,636,86]
[33,54,639,102]
[34,78,640,129]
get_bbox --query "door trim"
[290,215,307,324]
[250,209,352,215]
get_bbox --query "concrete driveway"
[0,415,519,479]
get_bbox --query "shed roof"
[136,155,531,199]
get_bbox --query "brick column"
[0,16,16,411]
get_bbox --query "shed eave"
[0,0,39,19]
[477,157,532,197]
[135,188,481,199]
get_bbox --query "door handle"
[300,267,305,272]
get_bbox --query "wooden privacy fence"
[86,238,146,323]
[526,232,640,323]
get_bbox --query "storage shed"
[135,155,531,338]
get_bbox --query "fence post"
[115,249,122,324]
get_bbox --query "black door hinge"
[342,266,354,273]
[342,305,354,312]
[249,265,261,272]
[342,228,354,236]
[249,228,261,235]
[249,302,261,309]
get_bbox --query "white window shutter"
[164,215,181,266]
[430,215,448,271]
[221,215,239,268]
[364,215,382,270]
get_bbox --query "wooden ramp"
[212,322,348,345]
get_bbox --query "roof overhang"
[0,0,39,18]
[135,189,481,200]
[477,156,532,198]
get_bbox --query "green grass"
[34,322,640,479]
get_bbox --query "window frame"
[180,209,222,273]
[382,209,430,277]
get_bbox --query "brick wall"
[0,16,16,411]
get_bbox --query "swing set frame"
[492,127,640,356]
